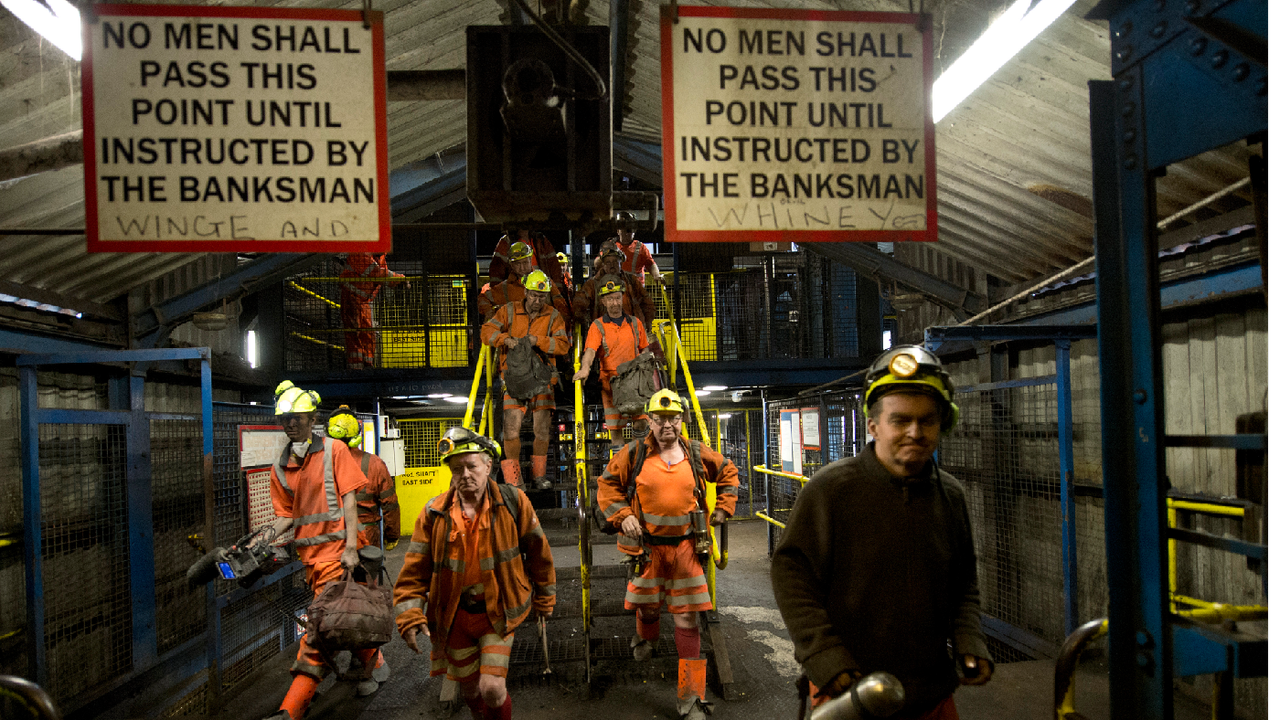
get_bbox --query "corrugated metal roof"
[0,0,1259,311]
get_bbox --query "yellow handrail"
[752,464,810,483]
[294,275,423,282]
[1166,494,1256,615]
[1167,498,1245,517]
[462,345,490,431]
[289,331,343,351]
[755,511,787,529]
[574,327,591,634]
[288,281,341,309]
[654,283,711,446]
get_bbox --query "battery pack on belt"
[643,533,692,546]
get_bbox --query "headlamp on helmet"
[615,211,637,232]
[522,269,552,293]
[598,279,625,297]
[645,388,685,415]
[556,252,568,264]
[438,427,502,463]
[274,382,320,416]
[599,242,623,259]
[509,242,534,261]
[862,345,959,432]
[327,406,363,448]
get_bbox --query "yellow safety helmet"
[510,242,534,261]
[598,279,626,297]
[862,345,959,432]
[327,405,363,448]
[438,426,502,463]
[556,252,569,264]
[275,382,320,416]
[522,269,552,293]
[645,388,685,415]
[616,211,637,232]
[599,241,623,259]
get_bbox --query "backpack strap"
[592,318,608,357]
[628,315,643,354]
[624,439,647,502]
[497,483,521,527]
[360,452,371,477]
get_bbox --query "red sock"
[482,693,512,720]
[637,613,660,641]
[279,674,321,720]
[674,626,701,659]
[355,648,380,667]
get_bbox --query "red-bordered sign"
[82,4,390,252]
[661,6,935,243]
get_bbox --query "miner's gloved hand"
[620,515,643,539]
[959,655,993,686]
[504,337,520,349]
[572,367,591,383]
[404,627,425,654]
[820,670,858,698]
[710,509,729,526]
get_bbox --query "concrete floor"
[200,519,1214,720]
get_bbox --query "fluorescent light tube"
[932,0,1076,122]
[2,0,82,59]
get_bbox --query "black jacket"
[770,443,990,714]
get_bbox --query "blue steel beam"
[923,324,1096,351]
[686,359,860,389]
[20,366,45,687]
[131,254,322,343]
[1055,340,1079,637]
[125,374,158,669]
[16,347,209,366]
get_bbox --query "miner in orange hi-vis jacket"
[572,279,650,451]
[339,253,409,369]
[326,405,400,550]
[480,270,570,491]
[393,427,555,720]
[261,382,389,720]
[595,390,739,720]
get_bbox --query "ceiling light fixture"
[427,393,452,399]
[703,385,728,392]
[932,0,1076,122]
[2,0,82,59]
[694,390,711,397]
[444,396,470,404]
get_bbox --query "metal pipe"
[754,511,786,529]
[1053,618,1108,720]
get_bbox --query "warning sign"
[82,4,391,252]
[661,6,935,242]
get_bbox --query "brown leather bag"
[307,569,395,650]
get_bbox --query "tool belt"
[643,532,691,546]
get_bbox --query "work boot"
[676,696,711,720]
[355,650,388,696]
[531,456,552,490]
[630,633,653,661]
[500,459,523,488]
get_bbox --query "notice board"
[661,6,935,242]
[239,424,289,537]
[82,4,391,252]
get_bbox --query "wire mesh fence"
[150,419,206,656]
[39,423,133,702]
[939,377,1068,650]
[283,259,475,372]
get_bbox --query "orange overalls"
[618,239,655,282]
[574,271,656,328]
[268,436,369,679]
[480,301,571,413]
[340,253,405,369]
[584,315,650,431]
[351,448,400,548]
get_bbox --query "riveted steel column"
[20,366,46,686]
[1091,74,1171,719]
[1055,339,1079,637]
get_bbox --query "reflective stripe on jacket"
[354,450,400,542]
[480,301,571,373]
[270,435,367,564]
[340,253,403,304]
[596,433,740,556]
[392,480,557,642]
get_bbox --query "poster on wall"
[81,4,391,252]
[240,425,290,538]
[779,408,804,475]
[661,5,935,243]
[800,406,821,450]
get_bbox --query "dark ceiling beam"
[610,0,631,133]
[800,242,987,319]
[0,278,122,321]
[132,253,325,345]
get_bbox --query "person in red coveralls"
[340,253,408,369]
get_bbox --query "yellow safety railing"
[1166,497,1264,619]
[751,465,809,530]
[289,280,340,308]
[573,327,592,635]
[462,344,490,431]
